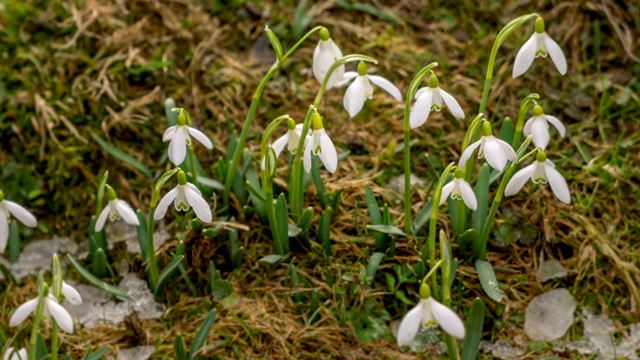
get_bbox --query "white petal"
[428,298,466,339]
[543,33,567,75]
[95,205,111,231]
[162,125,177,142]
[184,186,212,223]
[505,164,536,197]
[459,180,477,210]
[396,303,424,347]
[531,119,550,149]
[414,87,428,100]
[0,212,8,253]
[45,297,74,333]
[439,182,455,206]
[9,297,38,327]
[409,88,434,129]
[318,132,338,173]
[326,41,345,89]
[545,164,571,204]
[168,127,187,165]
[513,33,538,78]
[343,76,366,118]
[458,140,482,168]
[523,117,534,136]
[154,187,179,220]
[335,71,358,88]
[187,182,202,196]
[368,75,402,102]
[313,39,344,90]
[4,348,28,360]
[438,89,465,119]
[115,200,139,226]
[271,133,289,159]
[62,282,82,305]
[4,201,37,227]
[496,138,518,162]
[303,137,314,173]
[544,115,566,137]
[484,138,508,171]
[186,127,213,149]
[174,187,190,211]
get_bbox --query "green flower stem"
[512,93,540,148]
[187,145,199,189]
[478,13,540,115]
[402,63,438,235]
[426,162,455,297]
[474,137,535,260]
[222,26,324,207]
[147,206,158,290]
[51,321,59,360]
[28,273,46,360]
[421,259,444,285]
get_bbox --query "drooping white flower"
[303,113,338,174]
[523,105,566,150]
[505,151,570,204]
[397,285,465,347]
[513,18,567,78]
[163,111,213,166]
[95,186,139,232]
[459,121,517,172]
[10,293,75,334]
[3,347,27,360]
[440,170,477,210]
[154,170,212,223]
[337,61,402,118]
[0,191,37,253]
[61,281,83,305]
[410,74,465,128]
[312,28,344,90]
[261,121,310,170]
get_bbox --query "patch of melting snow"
[0,237,78,281]
[389,319,446,355]
[524,288,576,341]
[105,220,171,254]
[387,173,426,196]
[537,258,568,282]
[582,310,640,360]
[480,339,525,359]
[107,346,155,360]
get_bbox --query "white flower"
[154,171,212,223]
[303,113,338,174]
[440,171,477,210]
[459,121,517,172]
[61,281,83,305]
[261,123,309,170]
[397,297,466,347]
[3,348,27,360]
[0,192,37,253]
[337,61,402,118]
[513,18,567,78]
[505,152,570,204]
[523,105,566,150]
[10,294,75,333]
[312,28,344,90]
[410,75,465,128]
[163,112,213,166]
[95,186,139,232]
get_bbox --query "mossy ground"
[0,0,639,359]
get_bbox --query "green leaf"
[330,188,345,215]
[367,225,406,237]
[472,164,490,234]
[366,252,385,280]
[197,176,224,191]
[82,346,111,360]
[154,255,184,296]
[174,335,188,360]
[259,254,287,265]
[91,248,108,278]
[35,332,47,360]
[461,298,485,360]
[365,184,382,224]
[165,98,178,126]
[67,255,131,300]
[0,263,15,283]
[275,194,290,254]
[189,310,217,358]
[475,260,503,302]
[136,210,149,261]
[9,220,20,263]
[246,180,266,203]
[295,207,313,231]
[288,224,302,237]
[500,117,515,144]
[96,170,109,217]
[311,156,330,208]
[265,26,283,60]
[319,208,332,256]
[92,133,152,178]
[412,198,433,234]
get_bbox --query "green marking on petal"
[535,49,548,57]
[533,177,547,184]
[177,202,189,211]
[451,193,463,200]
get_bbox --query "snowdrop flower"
[505,151,570,204]
[397,284,465,347]
[459,121,517,172]
[3,348,27,360]
[154,170,212,223]
[410,74,465,128]
[10,289,75,333]
[440,169,477,210]
[60,281,83,305]
[261,120,309,170]
[513,18,567,78]
[163,111,213,166]
[0,191,37,253]
[95,186,139,232]
[303,113,338,174]
[524,105,566,150]
[337,61,402,118]
[312,28,344,90]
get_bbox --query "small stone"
[538,259,568,282]
[109,346,155,360]
[524,288,576,341]
[387,173,426,195]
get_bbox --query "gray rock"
[0,237,78,281]
[538,259,568,282]
[524,288,576,341]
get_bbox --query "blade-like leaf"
[472,164,490,234]
[92,133,152,178]
[461,298,485,360]
[165,98,178,126]
[82,346,110,360]
[154,255,184,296]
[319,208,332,256]
[67,255,130,300]
[174,335,188,360]
[367,225,406,237]
[136,210,149,261]
[296,207,313,231]
[475,260,502,302]
[366,252,385,280]
[189,310,217,358]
